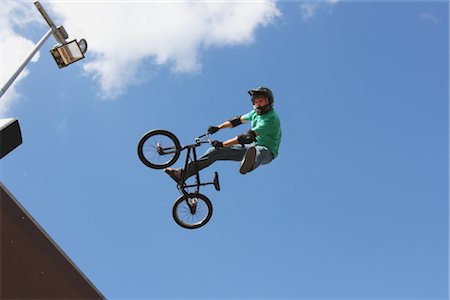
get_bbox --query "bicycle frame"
[169,134,219,197]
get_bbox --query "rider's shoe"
[239,146,256,174]
[164,168,183,184]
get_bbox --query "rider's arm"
[217,116,248,130]
[222,136,240,147]
[222,129,258,147]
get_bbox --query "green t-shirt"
[242,109,282,158]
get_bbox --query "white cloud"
[418,12,438,24]
[299,1,338,23]
[49,1,281,99]
[299,3,320,22]
[0,1,44,116]
[0,1,281,113]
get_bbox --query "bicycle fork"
[175,146,200,214]
[176,145,220,215]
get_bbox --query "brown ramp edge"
[1,182,105,299]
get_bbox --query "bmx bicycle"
[137,129,220,229]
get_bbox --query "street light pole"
[0,1,87,99]
[34,1,67,45]
[0,1,87,160]
[0,29,52,99]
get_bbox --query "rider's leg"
[240,145,273,174]
[249,145,274,171]
[183,145,248,178]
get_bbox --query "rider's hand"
[208,126,220,135]
[212,140,224,149]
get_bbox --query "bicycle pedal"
[213,171,220,191]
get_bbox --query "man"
[165,86,281,183]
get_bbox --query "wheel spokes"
[176,198,209,226]
[142,134,177,166]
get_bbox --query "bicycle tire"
[137,129,181,169]
[172,193,213,229]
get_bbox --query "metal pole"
[0,29,52,99]
[34,1,66,44]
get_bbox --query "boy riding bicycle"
[165,86,282,183]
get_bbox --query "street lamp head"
[50,39,87,68]
[33,1,87,69]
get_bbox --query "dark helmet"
[248,87,274,105]
[248,86,274,114]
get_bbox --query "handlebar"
[195,133,212,144]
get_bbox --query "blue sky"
[1,1,448,299]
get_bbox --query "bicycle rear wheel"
[172,193,213,229]
[137,129,181,169]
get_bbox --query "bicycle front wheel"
[137,129,181,169]
[172,193,213,229]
